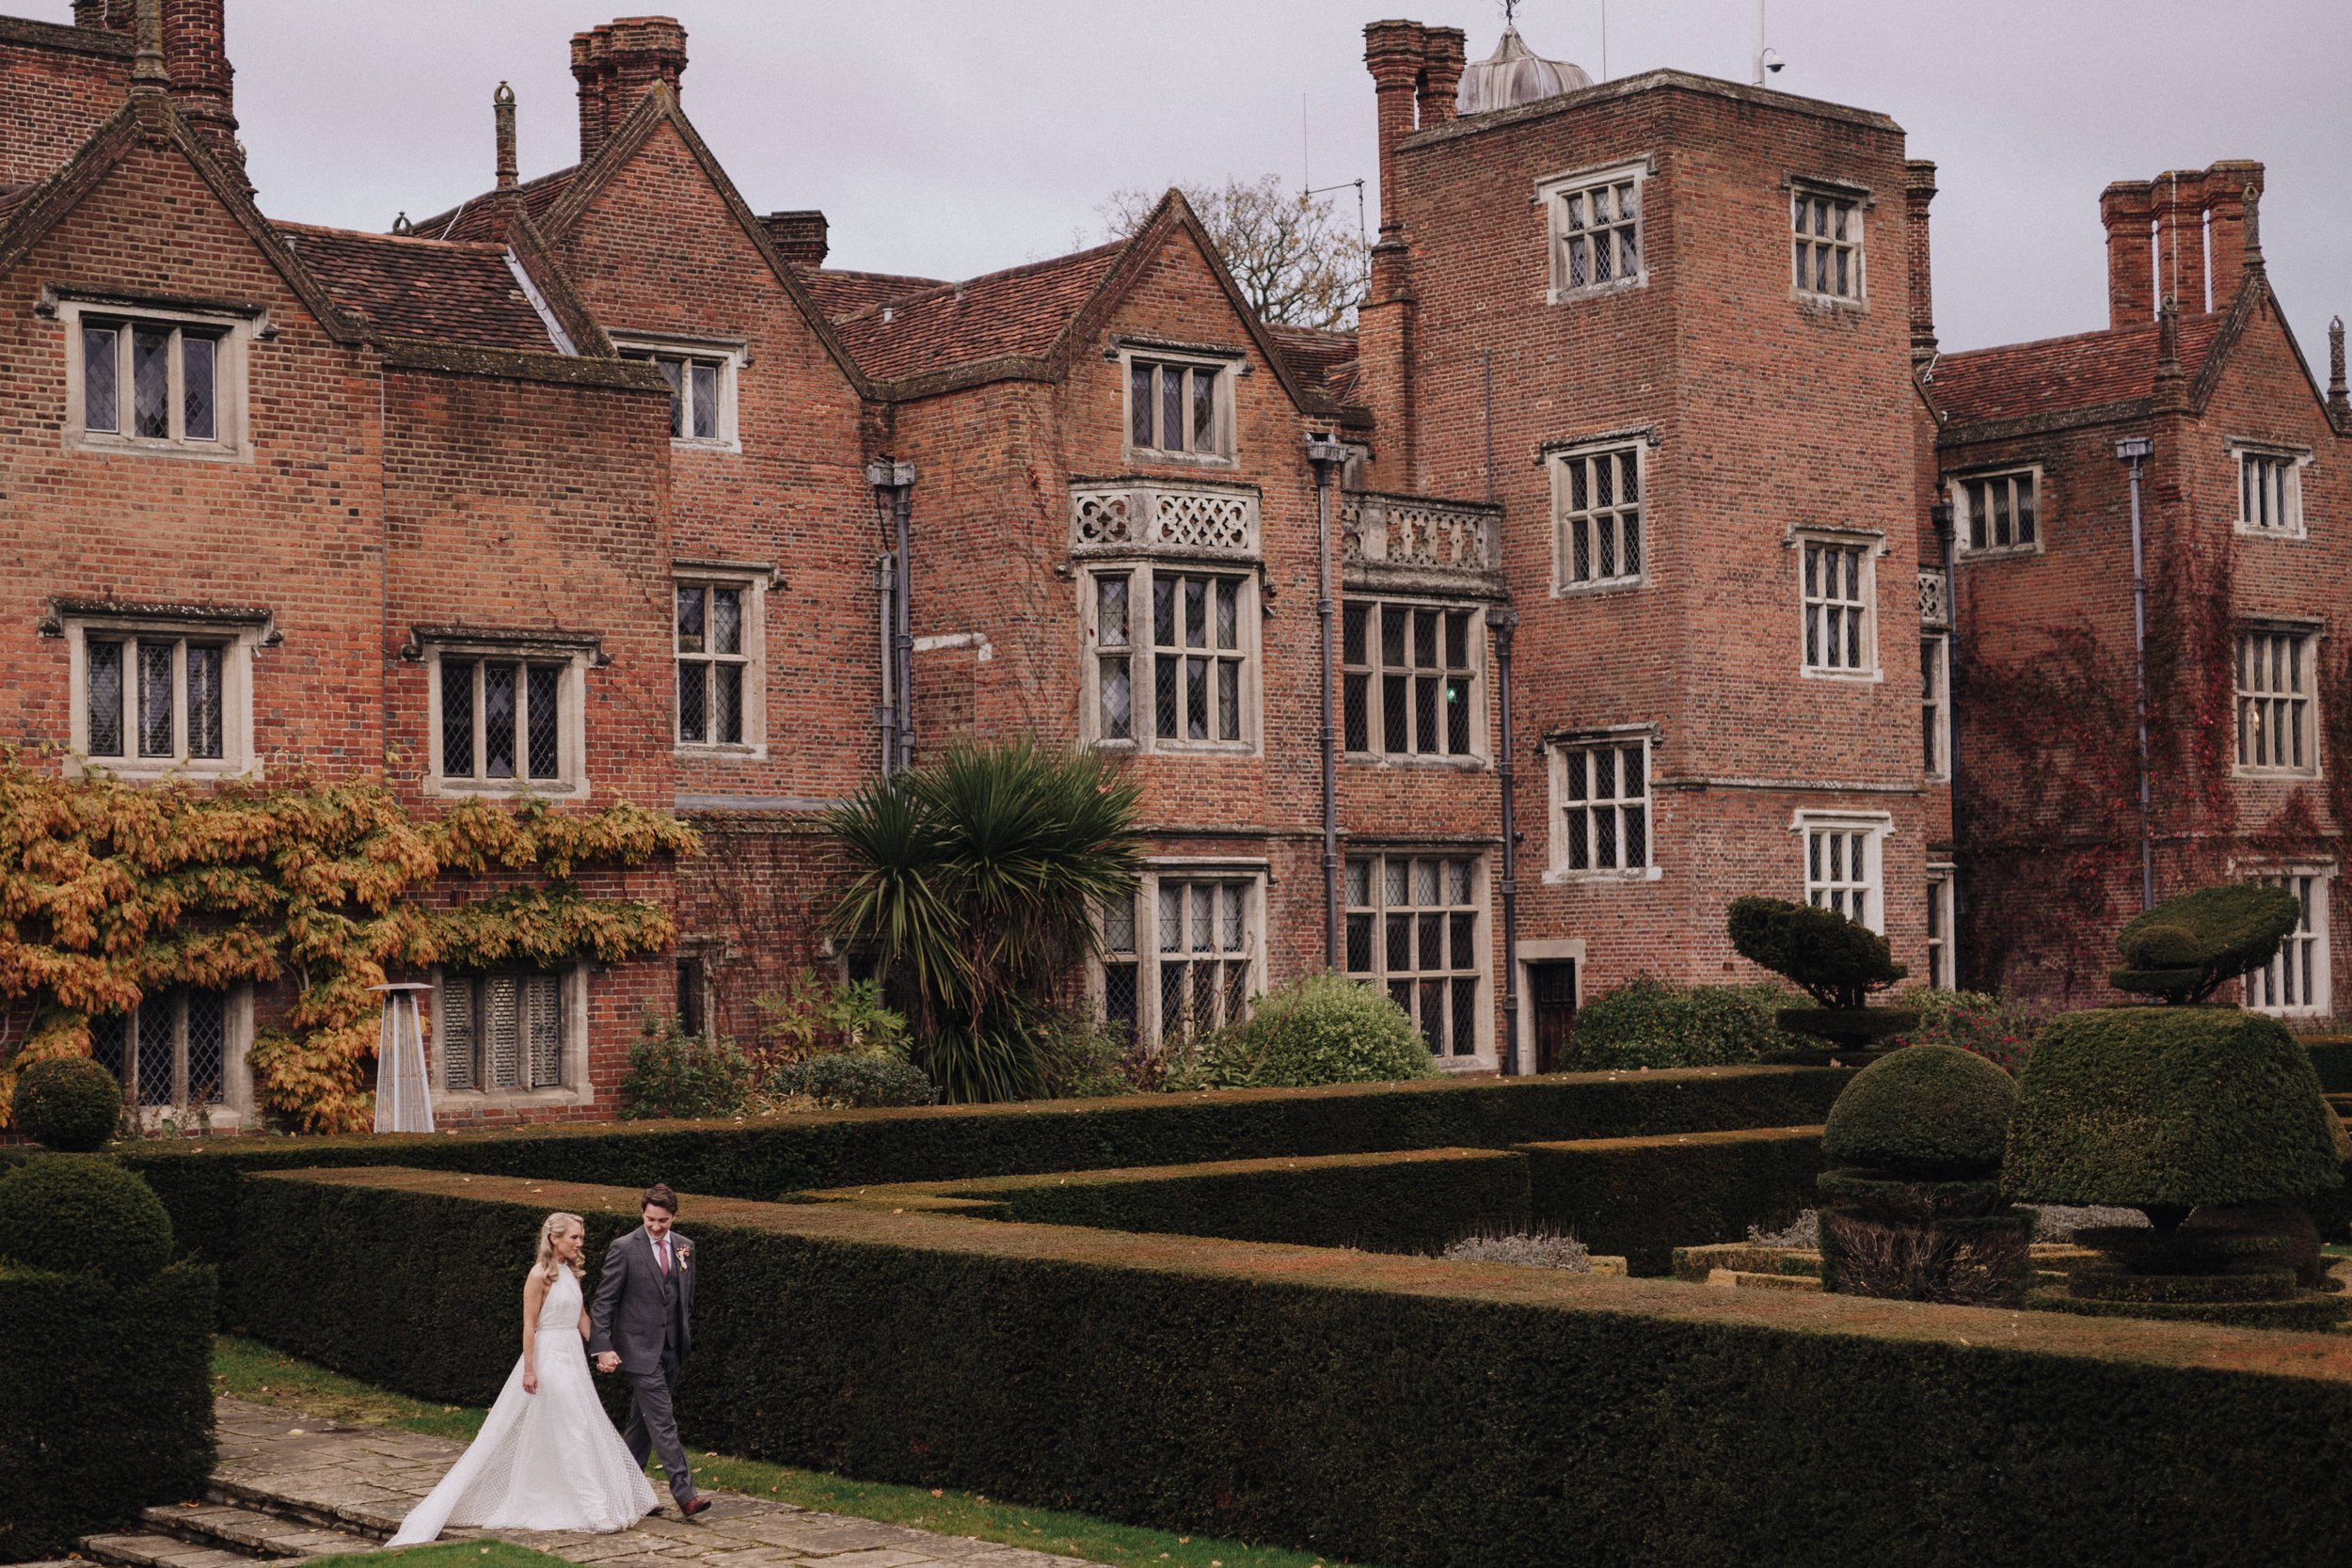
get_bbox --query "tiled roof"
[1930,313,2224,426]
[1263,323,1359,401]
[414,166,578,243]
[275,223,558,353]
[798,267,948,323]
[832,241,1127,384]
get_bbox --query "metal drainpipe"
[2118,436,2156,910]
[866,459,918,774]
[1487,606,1520,1075]
[1307,436,1350,971]
[1931,499,1964,987]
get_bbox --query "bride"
[389,1212,660,1544]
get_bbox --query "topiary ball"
[11,1057,122,1151]
[1823,1042,2017,1180]
[0,1154,174,1285]
[2006,1007,2344,1212]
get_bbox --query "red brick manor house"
[3,3,2344,1125]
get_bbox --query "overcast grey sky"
[35,1,2349,356]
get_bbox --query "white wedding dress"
[389,1266,660,1544]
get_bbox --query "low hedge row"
[1522,1126,1829,1275]
[130,1065,1850,1264]
[0,1262,217,1560]
[232,1166,2352,1568]
[810,1148,1531,1255]
[2305,1037,2352,1094]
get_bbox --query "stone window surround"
[47,286,262,463]
[93,984,258,1132]
[428,961,594,1112]
[672,560,775,761]
[1343,846,1493,1070]
[1921,628,1952,784]
[1947,464,2046,559]
[409,626,601,801]
[1785,176,1871,309]
[1789,526,1886,683]
[1077,560,1264,756]
[1090,857,1268,1056]
[52,601,270,782]
[2228,437,2313,540]
[1115,339,1242,467]
[1340,594,1488,768]
[1793,808,1893,934]
[1547,435,1651,596]
[1544,723,1661,885]
[612,331,747,453]
[1534,154,1653,305]
[1926,863,1958,990]
[2233,618,2323,781]
[2241,863,2332,1018]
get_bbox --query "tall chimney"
[494,82,517,190]
[1418,26,1465,130]
[160,0,241,172]
[2199,160,2263,290]
[1903,160,1937,363]
[571,17,687,164]
[1359,19,1428,491]
[2100,181,2154,329]
[1364,19,1424,244]
[2153,168,2208,314]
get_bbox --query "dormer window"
[615,337,743,451]
[1124,354,1232,462]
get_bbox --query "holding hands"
[596,1351,621,1373]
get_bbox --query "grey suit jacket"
[587,1225,695,1373]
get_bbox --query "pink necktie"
[658,1237,671,1275]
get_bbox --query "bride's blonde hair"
[535,1212,586,1284]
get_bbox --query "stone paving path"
[213,1398,1096,1568]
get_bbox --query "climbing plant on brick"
[0,754,697,1133]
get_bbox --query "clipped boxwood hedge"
[0,1261,217,1560]
[1522,1126,1829,1275]
[231,1167,2352,1568]
[131,1065,1851,1265]
[2304,1037,2352,1095]
[809,1148,1531,1255]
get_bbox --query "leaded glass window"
[1343,855,1484,1058]
[77,316,225,445]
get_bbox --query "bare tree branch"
[1100,175,1367,332]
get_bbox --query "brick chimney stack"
[494,82,517,191]
[571,16,687,164]
[74,0,132,30]
[2153,167,2208,317]
[2199,160,2263,292]
[1359,19,1434,489]
[1418,26,1465,130]
[2100,181,2155,329]
[1903,160,1937,363]
[1364,19,1424,247]
[160,0,241,173]
[762,211,829,269]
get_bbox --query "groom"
[589,1183,708,1517]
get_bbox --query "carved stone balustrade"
[1070,477,1260,561]
[1918,568,1950,630]
[1341,490,1507,597]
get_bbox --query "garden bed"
[229,1165,2352,1568]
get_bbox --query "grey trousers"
[622,1354,697,1503]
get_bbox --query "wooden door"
[1529,959,1578,1074]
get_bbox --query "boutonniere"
[677,1247,692,1266]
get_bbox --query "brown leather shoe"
[678,1496,712,1518]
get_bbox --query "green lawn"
[303,1545,574,1568]
[214,1338,1374,1568]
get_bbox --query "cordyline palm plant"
[822,739,1143,1102]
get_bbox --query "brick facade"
[1,7,2344,1125]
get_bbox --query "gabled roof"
[407,85,872,394]
[1927,313,2225,428]
[832,242,1127,384]
[798,266,948,323]
[276,223,560,353]
[0,87,364,345]
[1263,323,1359,402]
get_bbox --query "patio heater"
[372,982,437,1134]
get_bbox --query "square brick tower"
[1362,23,1934,1062]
